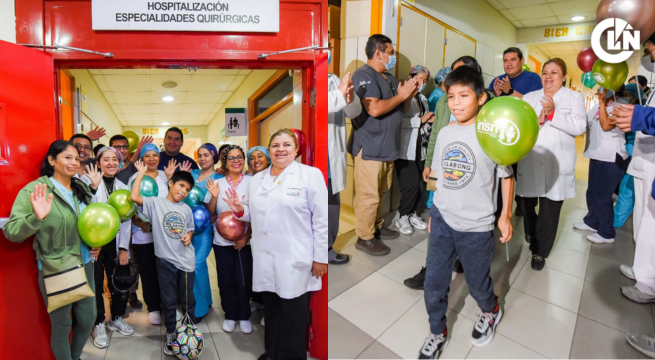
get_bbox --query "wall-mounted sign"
[517,22,597,44]
[225,108,247,136]
[92,0,279,33]
[140,127,190,137]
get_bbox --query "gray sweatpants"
[424,206,497,334]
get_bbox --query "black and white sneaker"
[471,304,502,347]
[418,329,448,359]
[164,332,175,356]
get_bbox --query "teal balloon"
[107,189,137,219]
[581,71,597,89]
[476,97,539,166]
[183,186,205,207]
[78,203,121,248]
[592,59,629,91]
[522,64,530,71]
[132,175,158,197]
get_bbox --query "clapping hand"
[497,78,512,94]
[223,187,244,214]
[398,78,419,100]
[338,72,355,104]
[86,126,106,141]
[84,163,104,190]
[30,184,53,221]
[206,178,220,199]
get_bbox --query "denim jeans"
[156,257,196,333]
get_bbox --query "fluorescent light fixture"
[162,122,170,125]
[162,95,174,102]
[571,16,585,21]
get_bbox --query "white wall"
[69,70,123,141]
[0,0,16,44]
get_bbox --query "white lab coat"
[400,94,429,161]
[516,87,587,201]
[328,73,361,194]
[128,170,170,244]
[238,161,328,299]
[583,103,628,162]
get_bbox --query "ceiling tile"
[152,114,181,125]
[124,121,153,126]
[499,0,546,8]
[92,75,110,92]
[520,17,560,27]
[123,113,152,121]
[104,75,150,91]
[184,91,224,104]
[147,69,194,75]
[182,104,215,114]
[180,113,208,121]
[152,104,184,113]
[227,76,247,92]
[116,114,125,121]
[119,104,152,114]
[556,12,596,24]
[211,103,225,113]
[485,0,505,10]
[103,92,117,104]
[196,69,241,75]
[112,92,151,104]
[508,4,554,20]
[218,92,233,103]
[150,91,187,104]
[179,120,205,125]
[101,69,148,75]
[148,75,192,91]
[511,20,524,28]
[499,9,517,21]
[110,104,122,114]
[548,0,597,16]
[238,69,252,75]
[188,75,235,91]
[88,69,102,75]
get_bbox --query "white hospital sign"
[92,0,279,32]
[591,18,640,63]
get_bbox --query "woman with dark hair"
[4,140,99,360]
[189,143,225,320]
[517,58,586,270]
[248,146,271,174]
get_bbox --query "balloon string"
[505,243,509,262]
[634,51,644,106]
[238,249,245,287]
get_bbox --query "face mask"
[328,51,332,65]
[419,84,426,92]
[642,54,655,72]
[380,52,396,71]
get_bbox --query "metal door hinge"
[444,38,447,45]
[310,89,316,107]
[400,18,403,26]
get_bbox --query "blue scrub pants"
[192,230,214,318]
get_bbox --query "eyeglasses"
[114,145,129,150]
[75,144,91,151]
[227,155,244,162]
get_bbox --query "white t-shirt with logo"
[431,123,513,232]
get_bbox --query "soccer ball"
[172,323,204,359]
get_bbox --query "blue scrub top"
[191,169,225,235]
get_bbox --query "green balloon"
[183,186,205,207]
[132,175,159,197]
[522,64,530,71]
[581,71,597,89]
[107,189,137,219]
[78,203,121,248]
[476,97,539,166]
[592,59,629,91]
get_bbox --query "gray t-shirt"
[431,123,513,232]
[351,64,402,161]
[142,197,196,272]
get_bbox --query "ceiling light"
[162,95,174,102]
[571,16,585,21]
[161,81,178,88]
[162,122,170,125]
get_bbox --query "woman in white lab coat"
[516,58,587,271]
[81,147,135,347]
[224,129,328,360]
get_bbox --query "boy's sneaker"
[404,267,426,290]
[149,311,161,325]
[418,329,448,359]
[164,332,175,355]
[620,265,636,280]
[396,215,414,235]
[409,213,428,230]
[471,305,502,347]
[573,222,598,232]
[108,316,135,336]
[176,309,182,321]
[627,332,655,358]
[92,323,109,348]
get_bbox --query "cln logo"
[591,18,640,63]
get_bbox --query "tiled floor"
[329,138,653,359]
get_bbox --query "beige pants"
[354,151,394,240]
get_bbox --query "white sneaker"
[587,232,614,244]
[395,215,414,235]
[239,320,253,334]
[622,286,655,303]
[176,309,182,321]
[573,222,598,232]
[627,333,655,358]
[250,301,264,312]
[223,319,237,332]
[620,265,636,280]
[261,316,265,327]
[108,316,135,336]
[164,332,175,355]
[149,311,161,325]
[92,323,109,349]
[409,213,428,230]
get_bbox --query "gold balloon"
[122,131,140,153]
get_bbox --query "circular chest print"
[441,142,476,189]
[163,212,186,239]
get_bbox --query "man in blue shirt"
[158,127,199,171]
[489,47,542,99]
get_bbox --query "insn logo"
[591,18,641,63]
[476,119,520,146]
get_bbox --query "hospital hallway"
[328,137,651,359]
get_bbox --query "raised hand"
[179,160,193,173]
[222,187,244,214]
[133,136,155,161]
[338,72,351,98]
[134,159,147,174]
[86,126,106,141]
[164,159,179,179]
[30,184,53,221]
[84,163,104,190]
[206,178,220,199]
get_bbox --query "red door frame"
[12,0,328,359]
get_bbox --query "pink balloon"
[577,47,599,73]
[216,212,248,241]
[290,128,304,159]
[596,0,655,44]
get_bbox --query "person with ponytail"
[4,140,99,360]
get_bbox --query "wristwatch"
[504,88,514,96]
